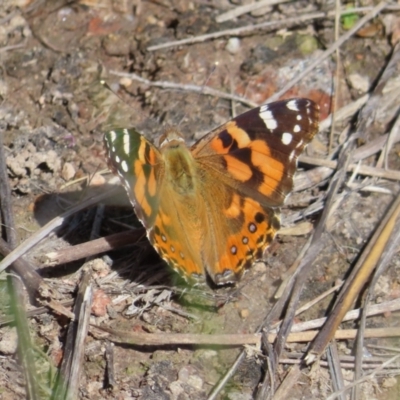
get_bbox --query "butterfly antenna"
[177,61,219,128]
[100,78,149,130]
[100,79,126,104]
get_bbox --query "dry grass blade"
[105,342,116,388]
[52,271,93,400]
[306,192,400,362]
[326,354,400,400]
[327,343,346,400]
[0,299,74,327]
[352,194,400,399]
[216,0,291,23]
[0,133,41,399]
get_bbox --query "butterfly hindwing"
[148,185,205,280]
[200,187,281,284]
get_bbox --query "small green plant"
[341,5,359,30]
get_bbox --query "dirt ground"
[0,0,400,399]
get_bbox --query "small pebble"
[0,327,18,354]
[119,77,132,88]
[91,289,111,317]
[348,73,370,93]
[225,37,241,54]
[61,162,76,181]
[89,173,106,186]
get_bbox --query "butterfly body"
[104,98,319,285]
[160,130,198,195]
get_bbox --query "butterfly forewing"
[104,128,163,228]
[192,98,319,207]
[105,128,205,281]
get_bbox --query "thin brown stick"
[279,357,399,370]
[217,3,399,23]
[148,5,399,52]
[148,12,326,51]
[284,298,400,334]
[273,365,302,400]
[267,2,387,102]
[0,237,43,296]
[44,229,145,266]
[91,326,400,347]
[109,70,258,108]
[299,155,400,181]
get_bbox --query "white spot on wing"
[123,134,130,155]
[259,105,278,130]
[109,131,117,142]
[282,132,293,145]
[115,155,120,163]
[286,100,299,111]
[296,115,302,121]
[293,125,301,133]
[121,160,129,172]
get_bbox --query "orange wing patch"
[150,212,204,280]
[250,139,284,197]
[209,196,280,285]
[224,193,242,218]
[224,155,253,182]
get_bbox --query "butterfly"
[104,98,319,285]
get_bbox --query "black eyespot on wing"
[255,212,265,223]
